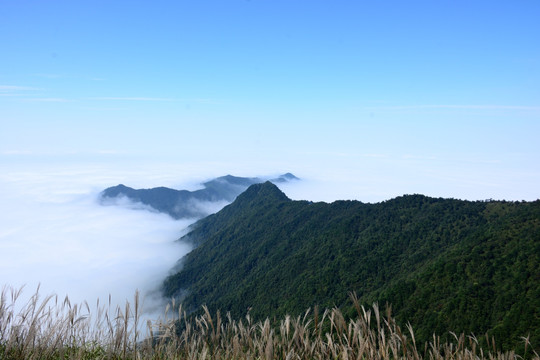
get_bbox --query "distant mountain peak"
[237,181,290,204]
[281,172,299,180]
[100,173,298,220]
[269,173,300,183]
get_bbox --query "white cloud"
[0,85,40,96]
[33,73,65,79]
[88,97,221,104]
[90,97,177,101]
[0,164,196,321]
[364,104,540,112]
[22,97,71,102]
[0,85,38,91]
[1,150,34,155]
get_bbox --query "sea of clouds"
[0,161,224,322]
[0,158,318,325]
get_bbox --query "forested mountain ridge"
[99,173,298,219]
[163,182,540,351]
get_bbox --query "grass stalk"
[0,285,538,360]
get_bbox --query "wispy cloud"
[1,150,33,155]
[401,154,437,160]
[89,97,221,104]
[22,97,71,102]
[0,85,40,96]
[96,150,125,155]
[90,97,177,102]
[360,153,389,158]
[0,93,25,97]
[0,85,38,91]
[33,73,65,79]
[0,85,67,103]
[365,104,540,111]
[2,86,219,104]
[33,73,107,81]
[0,150,128,157]
[0,85,42,100]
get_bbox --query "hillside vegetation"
[163,182,540,351]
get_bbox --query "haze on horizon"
[0,0,539,316]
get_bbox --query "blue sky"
[1,0,540,201]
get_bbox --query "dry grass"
[0,286,537,360]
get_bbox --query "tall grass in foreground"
[1,287,537,360]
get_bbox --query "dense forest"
[163,182,540,351]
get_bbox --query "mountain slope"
[100,173,298,219]
[163,182,540,350]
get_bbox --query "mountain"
[163,182,540,351]
[99,173,298,219]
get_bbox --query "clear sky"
[1,0,540,201]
